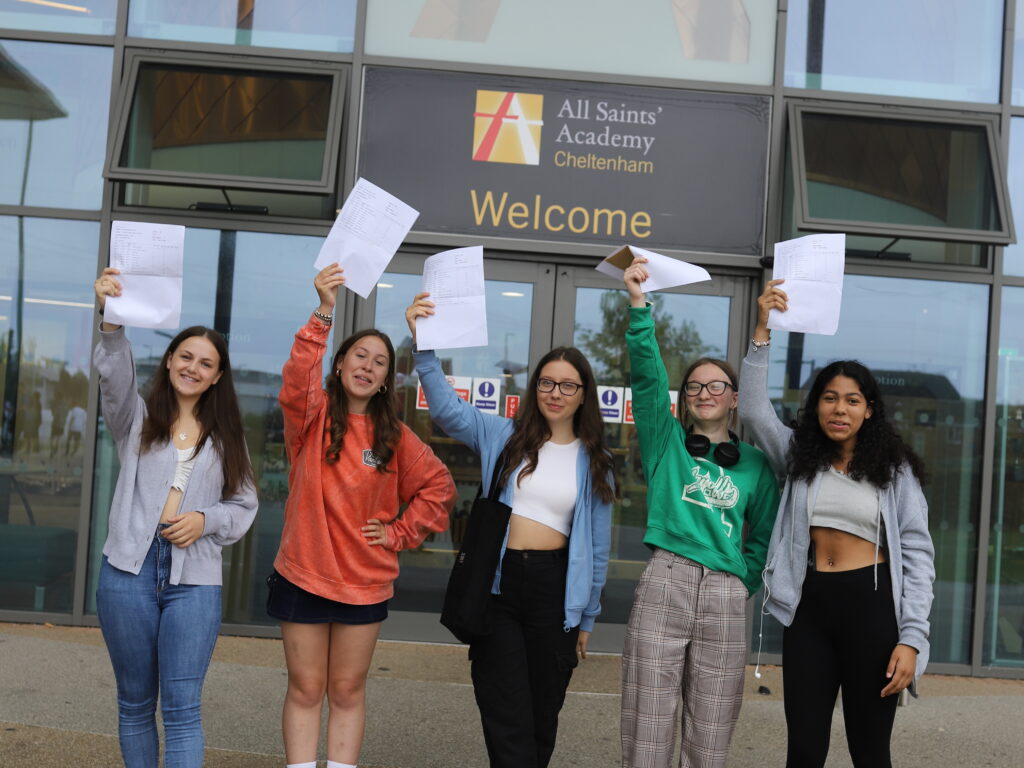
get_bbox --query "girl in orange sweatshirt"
[268,263,455,768]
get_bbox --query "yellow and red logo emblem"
[472,90,544,165]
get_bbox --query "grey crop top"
[810,467,884,546]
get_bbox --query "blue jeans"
[97,530,221,768]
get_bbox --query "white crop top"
[171,447,199,493]
[810,467,884,546]
[509,439,580,536]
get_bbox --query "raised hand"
[314,263,346,315]
[623,257,650,308]
[405,292,435,343]
[94,267,122,308]
[754,279,788,341]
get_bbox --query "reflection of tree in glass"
[576,292,718,385]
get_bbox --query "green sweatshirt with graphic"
[626,305,779,594]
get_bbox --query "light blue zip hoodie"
[739,342,935,692]
[413,350,613,632]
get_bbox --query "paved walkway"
[1,622,1022,767]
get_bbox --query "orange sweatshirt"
[274,316,455,604]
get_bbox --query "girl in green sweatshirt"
[620,256,779,768]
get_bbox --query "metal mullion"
[358,55,775,99]
[121,35,354,64]
[0,29,113,46]
[70,0,129,626]
[841,261,996,284]
[0,206,99,221]
[780,86,1004,115]
[102,207,333,238]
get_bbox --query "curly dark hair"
[787,360,926,487]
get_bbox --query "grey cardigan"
[94,327,258,585]
[739,343,935,688]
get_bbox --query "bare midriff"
[159,487,184,524]
[811,526,886,571]
[507,515,568,551]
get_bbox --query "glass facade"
[1,0,1022,678]
[753,276,989,663]
[0,0,117,36]
[365,0,777,86]
[0,216,98,612]
[785,0,1004,103]
[986,287,1024,667]
[0,40,113,210]
[127,0,358,52]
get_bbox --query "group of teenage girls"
[92,252,933,768]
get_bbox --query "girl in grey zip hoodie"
[739,280,934,768]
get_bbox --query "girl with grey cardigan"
[739,279,934,768]
[93,267,257,768]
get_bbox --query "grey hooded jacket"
[739,343,935,691]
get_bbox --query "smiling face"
[166,335,222,401]
[336,334,391,413]
[534,359,585,432]
[816,374,873,451]
[684,362,737,428]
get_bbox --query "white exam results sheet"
[595,245,711,290]
[104,221,185,329]
[314,178,419,298]
[415,246,488,351]
[768,233,846,335]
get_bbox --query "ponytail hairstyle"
[325,329,401,473]
[787,360,926,487]
[498,347,617,503]
[141,326,254,498]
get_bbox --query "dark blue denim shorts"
[265,570,388,625]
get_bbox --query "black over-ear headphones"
[685,429,741,467]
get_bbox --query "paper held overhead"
[594,245,711,291]
[103,221,185,330]
[314,178,419,299]
[415,246,489,351]
[767,233,846,336]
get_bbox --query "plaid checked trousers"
[620,548,748,768]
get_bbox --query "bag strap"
[485,448,508,501]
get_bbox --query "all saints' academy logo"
[472,90,544,165]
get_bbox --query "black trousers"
[782,564,900,768]
[469,548,579,768]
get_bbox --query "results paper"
[595,245,711,291]
[415,246,488,351]
[104,221,185,329]
[767,233,846,336]
[314,178,419,298]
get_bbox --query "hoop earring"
[378,384,388,395]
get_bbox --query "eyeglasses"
[537,378,583,396]
[683,380,734,397]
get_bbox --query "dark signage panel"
[359,67,769,255]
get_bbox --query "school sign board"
[359,67,770,255]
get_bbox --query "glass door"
[358,252,555,638]
[551,267,749,643]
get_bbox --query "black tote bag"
[440,453,510,644]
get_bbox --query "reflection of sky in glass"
[0,41,112,210]
[785,0,1002,103]
[0,1,117,35]
[374,272,533,390]
[766,275,988,401]
[0,217,98,374]
[998,288,1024,405]
[1005,119,1024,277]
[128,0,357,52]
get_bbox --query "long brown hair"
[677,356,739,430]
[141,326,254,498]
[324,329,401,473]
[498,347,617,503]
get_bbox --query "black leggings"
[782,564,899,768]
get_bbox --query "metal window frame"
[104,48,348,194]
[788,101,1016,245]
